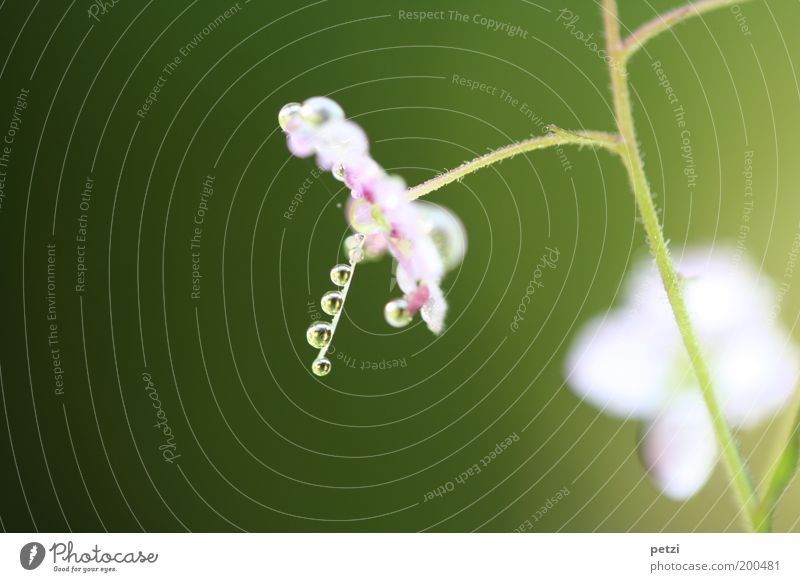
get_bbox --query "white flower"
[565,248,799,499]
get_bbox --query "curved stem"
[603,0,759,531]
[402,0,763,530]
[620,0,758,61]
[406,129,621,200]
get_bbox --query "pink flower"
[280,97,466,334]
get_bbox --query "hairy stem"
[406,129,621,200]
[620,0,759,60]
[603,0,759,531]
[404,0,765,529]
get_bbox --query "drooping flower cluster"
[565,248,799,499]
[279,97,465,336]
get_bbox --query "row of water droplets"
[305,234,366,376]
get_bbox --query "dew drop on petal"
[330,264,352,286]
[300,96,345,127]
[332,164,346,182]
[349,247,364,264]
[321,291,344,316]
[419,203,467,272]
[278,102,302,131]
[306,322,332,349]
[312,358,332,376]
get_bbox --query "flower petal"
[420,284,447,334]
[641,392,718,499]
[711,324,799,427]
[565,312,672,418]
[314,119,368,170]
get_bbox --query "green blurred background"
[0,0,798,532]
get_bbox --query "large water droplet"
[321,291,344,316]
[306,322,332,349]
[330,264,352,286]
[384,298,413,328]
[300,96,344,127]
[312,358,332,376]
[278,102,301,131]
[417,203,467,271]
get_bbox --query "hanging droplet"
[300,96,344,127]
[349,247,364,264]
[332,164,346,182]
[312,358,332,376]
[321,291,343,316]
[306,322,332,349]
[384,298,413,328]
[417,203,467,272]
[278,102,302,131]
[330,264,352,286]
[344,235,358,252]
[344,233,366,252]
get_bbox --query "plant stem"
[755,395,800,532]
[406,129,621,200]
[602,0,760,531]
[404,0,765,529]
[314,237,365,368]
[620,0,758,61]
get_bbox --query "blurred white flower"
[565,248,799,499]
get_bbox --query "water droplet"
[321,291,344,316]
[418,203,467,272]
[312,358,332,376]
[349,247,364,264]
[330,264,352,286]
[384,298,413,328]
[300,97,344,127]
[306,322,332,349]
[278,102,301,131]
[332,164,346,182]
